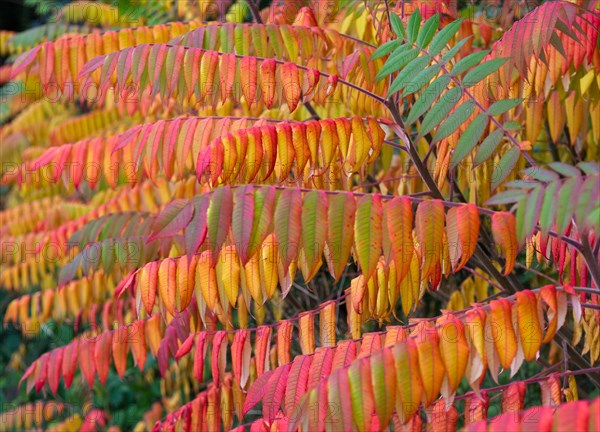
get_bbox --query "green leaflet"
[431,100,475,143]
[474,128,503,166]
[578,162,600,175]
[450,113,487,169]
[231,185,254,265]
[556,176,580,234]
[274,188,302,269]
[371,39,402,61]
[354,195,383,282]
[405,75,451,125]
[115,240,129,266]
[407,9,422,43]
[462,58,508,87]
[547,162,581,177]
[521,167,559,182]
[491,146,520,190]
[402,63,441,97]
[486,190,526,206]
[450,50,489,76]
[248,186,275,262]
[516,185,542,242]
[390,13,405,39]
[348,361,368,431]
[376,46,419,80]
[439,37,470,64]
[326,193,356,281]
[504,180,539,190]
[418,86,462,136]
[503,121,521,130]
[207,185,233,262]
[101,239,115,274]
[220,25,234,53]
[575,176,598,231]
[538,180,559,235]
[429,19,463,56]
[487,98,524,116]
[387,55,431,96]
[300,190,328,279]
[416,14,440,48]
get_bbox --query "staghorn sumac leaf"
[437,315,469,405]
[232,185,256,265]
[274,188,302,273]
[393,338,422,424]
[243,369,275,417]
[370,348,396,428]
[407,9,421,43]
[206,186,233,265]
[419,86,463,137]
[415,327,445,407]
[211,331,228,387]
[262,363,291,420]
[446,204,480,272]
[492,146,521,190]
[254,326,272,377]
[231,329,251,388]
[348,358,375,432]
[515,290,542,362]
[432,101,476,144]
[450,113,487,169]
[488,299,518,370]
[354,194,383,282]
[158,258,177,316]
[299,190,328,280]
[491,211,518,275]
[429,19,463,56]
[284,355,312,417]
[405,75,451,126]
[308,347,335,390]
[79,338,96,387]
[193,332,208,383]
[415,199,445,281]
[416,14,440,48]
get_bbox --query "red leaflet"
[332,340,357,371]
[280,62,300,111]
[193,333,208,382]
[307,347,334,390]
[254,326,272,377]
[243,369,275,417]
[148,200,193,242]
[240,56,258,106]
[284,355,312,417]
[129,320,147,371]
[232,185,255,265]
[262,363,291,420]
[276,320,293,366]
[211,331,228,387]
[62,341,79,389]
[502,381,526,413]
[175,334,194,360]
[184,196,210,257]
[112,326,128,378]
[79,338,97,387]
[492,211,518,275]
[231,329,251,388]
[95,331,112,385]
[48,348,64,394]
[384,196,414,281]
[259,58,277,108]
